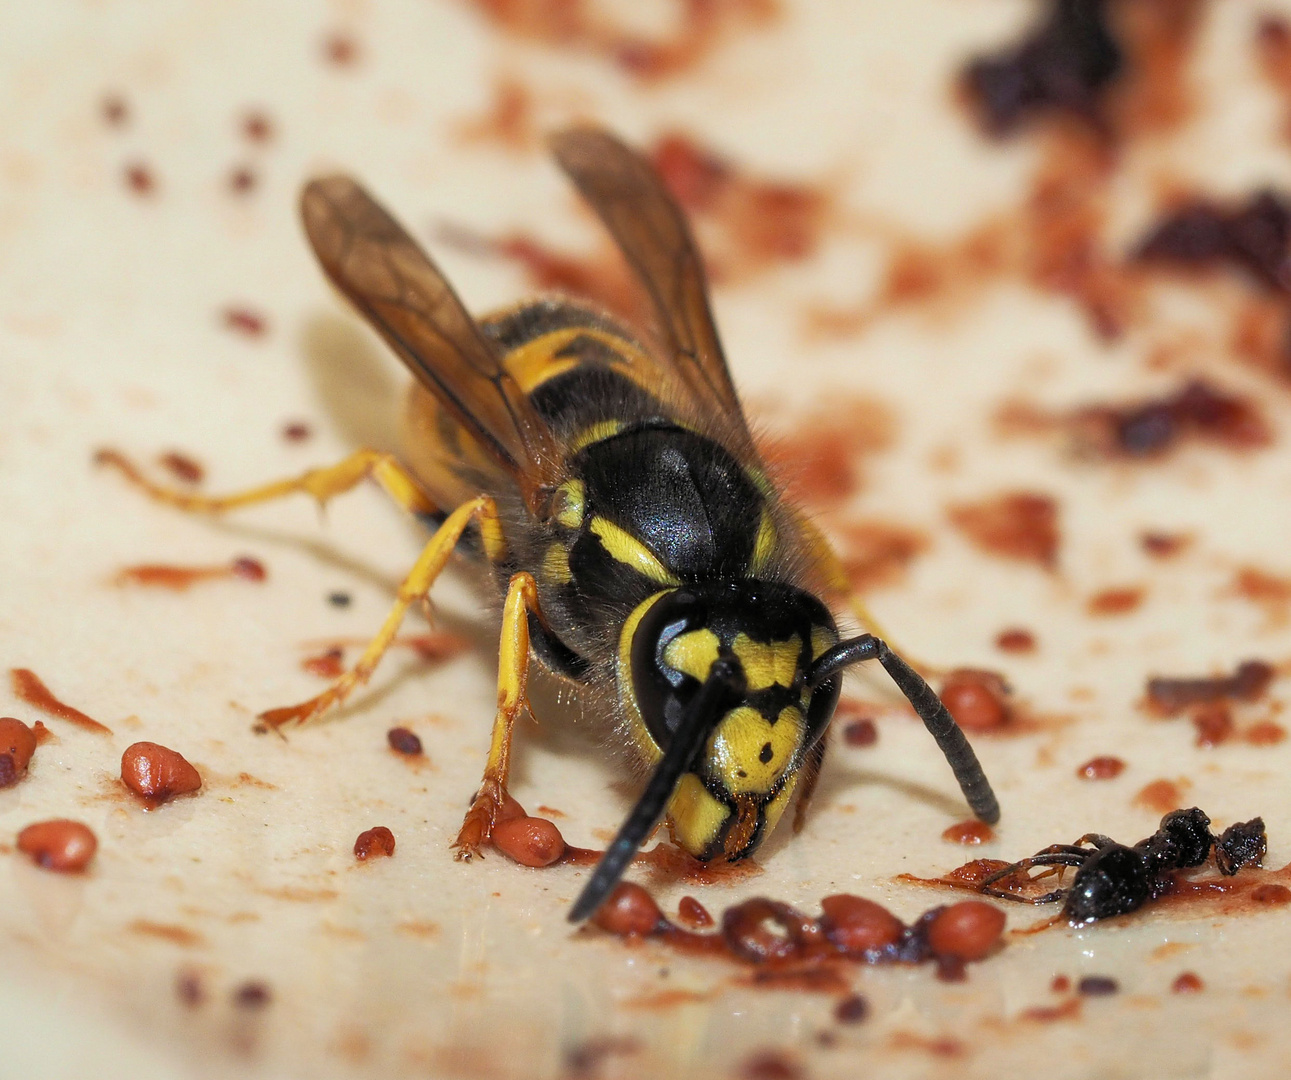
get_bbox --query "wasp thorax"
[620,581,841,861]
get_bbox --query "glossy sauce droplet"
[942,820,995,845]
[1076,755,1125,780]
[17,820,97,872]
[354,826,396,861]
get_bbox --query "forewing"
[549,128,755,452]
[301,176,562,501]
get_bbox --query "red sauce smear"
[9,669,111,735]
[114,556,266,590]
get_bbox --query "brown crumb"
[1087,586,1144,615]
[322,31,359,66]
[16,819,97,872]
[221,306,268,337]
[120,742,203,805]
[939,669,1011,732]
[833,994,869,1024]
[228,166,257,194]
[1141,531,1190,557]
[386,727,423,756]
[241,109,273,144]
[1076,755,1125,780]
[842,718,878,747]
[0,718,37,787]
[281,421,312,442]
[353,826,396,861]
[176,969,204,1007]
[158,451,204,485]
[995,628,1036,653]
[1146,660,1274,714]
[232,981,272,1009]
[740,1049,802,1080]
[1171,970,1203,993]
[124,162,155,196]
[1192,704,1234,748]
[949,491,1059,569]
[101,93,128,127]
[1133,778,1188,814]
[1077,975,1118,996]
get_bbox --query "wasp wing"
[301,176,562,504]
[549,128,755,452]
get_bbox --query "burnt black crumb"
[963,0,1122,135]
[1134,191,1291,292]
[387,727,423,756]
[833,994,869,1024]
[328,591,352,608]
[1215,818,1267,876]
[233,981,272,1009]
[1077,975,1119,996]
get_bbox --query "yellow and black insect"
[104,128,999,921]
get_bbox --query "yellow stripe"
[541,543,572,585]
[590,517,681,586]
[504,326,656,395]
[569,419,623,455]
[554,478,584,529]
[751,510,777,575]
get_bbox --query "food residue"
[1076,755,1125,780]
[228,166,257,195]
[1134,778,1188,814]
[1145,659,1274,714]
[1087,586,1144,615]
[1077,975,1119,997]
[233,981,272,1009]
[1172,971,1204,993]
[16,819,98,873]
[157,451,204,484]
[995,628,1036,654]
[841,717,878,748]
[9,668,112,735]
[1141,531,1190,558]
[120,741,202,806]
[386,727,423,756]
[949,492,1059,569]
[124,162,155,196]
[322,30,360,67]
[113,556,266,590]
[942,821,995,846]
[354,826,396,861]
[0,717,37,788]
[301,647,345,679]
[939,669,1011,732]
[221,306,268,337]
[101,93,128,127]
[282,421,313,442]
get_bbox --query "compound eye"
[630,591,710,751]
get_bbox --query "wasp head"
[618,580,841,862]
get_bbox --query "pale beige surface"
[5,2,1291,1078]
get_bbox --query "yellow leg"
[259,495,508,729]
[96,447,436,518]
[452,571,545,861]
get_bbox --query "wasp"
[101,128,999,921]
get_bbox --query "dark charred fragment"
[1089,380,1270,457]
[1134,190,1291,292]
[962,0,1122,135]
[1215,818,1267,876]
[1146,659,1274,713]
[980,808,1268,923]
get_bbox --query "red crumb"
[16,820,97,872]
[120,742,202,806]
[228,166,257,194]
[354,826,396,861]
[221,306,268,337]
[677,896,714,929]
[926,902,1006,961]
[301,647,344,680]
[1141,531,1190,558]
[323,31,359,66]
[842,718,878,747]
[10,668,112,735]
[1246,721,1287,746]
[949,492,1059,569]
[281,421,312,442]
[101,93,128,126]
[1172,971,1204,993]
[1076,756,1125,780]
[1134,778,1188,814]
[492,816,565,867]
[939,669,1011,732]
[1146,660,1274,714]
[995,628,1036,654]
[819,894,904,953]
[241,110,273,144]
[1087,586,1144,615]
[593,882,665,936]
[386,727,423,756]
[0,718,37,788]
[942,821,995,846]
[1192,704,1234,748]
[1051,974,1071,993]
[231,556,266,581]
[158,451,204,485]
[124,162,155,195]
[740,1049,802,1080]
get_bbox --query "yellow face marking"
[569,419,624,455]
[590,516,681,586]
[731,633,801,692]
[707,705,805,796]
[667,772,730,857]
[616,590,673,762]
[760,771,800,840]
[810,625,836,661]
[553,479,585,530]
[751,510,777,575]
[541,542,572,585]
[663,629,720,682]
